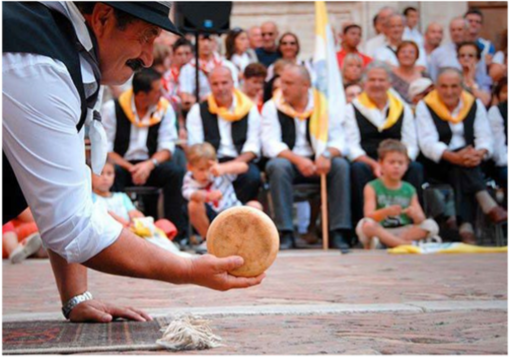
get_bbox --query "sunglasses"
[281,41,297,46]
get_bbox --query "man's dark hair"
[343,24,362,35]
[244,63,268,79]
[74,2,138,30]
[403,7,418,16]
[464,8,484,21]
[133,68,162,94]
[172,37,193,53]
[373,14,379,28]
[493,76,507,101]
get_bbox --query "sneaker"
[195,241,208,255]
[426,235,442,244]
[9,233,42,264]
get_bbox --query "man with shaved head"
[423,22,444,63]
[186,66,262,224]
[416,68,506,243]
[255,21,281,67]
[428,17,491,86]
[261,64,352,252]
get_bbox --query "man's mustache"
[126,59,145,72]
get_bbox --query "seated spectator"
[267,32,313,81]
[408,77,434,107]
[183,143,262,254]
[102,68,187,239]
[2,208,47,264]
[256,21,281,67]
[402,7,424,47]
[186,66,262,205]
[344,62,422,227]
[390,41,429,104]
[364,7,395,57]
[489,31,507,83]
[428,17,491,87]
[357,140,439,249]
[262,64,352,252]
[248,26,263,50]
[487,77,507,190]
[373,14,427,70]
[415,68,507,244]
[345,82,363,104]
[423,23,444,65]
[336,23,372,69]
[225,27,257,74]
[242,63,268,112]
[152,43,172,74]
[263,59,293,103]
[162,38,193,113]
[342,53,363,84]
[91,160,184,255]
[179,34,239,103]
[464,8,496,61]
[457,42,492,107]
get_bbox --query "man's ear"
[89,3,116,38]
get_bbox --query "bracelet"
[62,291,93,319]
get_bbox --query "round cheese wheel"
[207,206,279,277]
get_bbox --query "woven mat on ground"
[3,317,171,355]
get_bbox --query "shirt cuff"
[241,143,261,158]
[347,146,366,162]
[157,142,175,155]
[429,143,449,163]
[265,142,289,158]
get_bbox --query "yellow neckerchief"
[423,89,475,124]
[118,88,170,128]
[207,88,254,122]
[356,91,404,131]
[273,88,314,120]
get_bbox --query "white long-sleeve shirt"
[102,97,178,161]
[186,97,261,159]
[261,92,347,159]
[488,105,507,167]
[2,2,122,263]
[415,98,493,163]
[343,101,419,162]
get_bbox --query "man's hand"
[296,157,316,177]
[187,255,265,291]
[385,205,402,217]
[372,162,382,178]
[130,161,154,185]
[315,156,331,175]
[69,300,152,323]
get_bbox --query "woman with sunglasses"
[266,32,313,82]
[457,41,491,107]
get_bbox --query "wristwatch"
[321,149,332,160]
[62,291,93,319]
[151,158,159,167]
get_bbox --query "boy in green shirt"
[356,140,440,249]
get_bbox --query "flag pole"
[321,173,329,250]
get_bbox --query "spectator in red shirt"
[337,24,372,69]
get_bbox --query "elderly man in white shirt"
[373,14,427,69]
[262,64,351,253]
[343,62,422,228]
[102,67,187,237]
[364,7,395,57]
[489,100,510,191]
[187,66,262,204]
[3,2,264,324]
[415,68,506,244]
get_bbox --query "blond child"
[183,143,262,253]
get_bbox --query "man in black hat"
[3,2,264,323]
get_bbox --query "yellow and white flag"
[310,1,346,159]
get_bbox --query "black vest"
[3,3,94,223]
[498,101,508,146]
[199,101,249,155]
[425,101,477,147]
[353,105,404,159]
[277,110,312,151]
[113,100,161,158]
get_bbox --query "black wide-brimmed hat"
[102,2,181,35]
